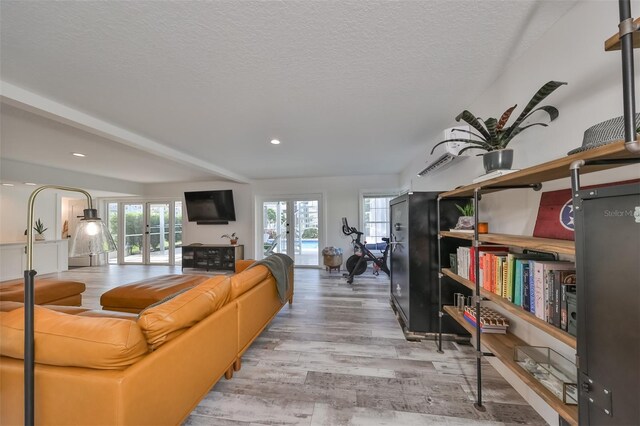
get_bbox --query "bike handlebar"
[341,217,362,237]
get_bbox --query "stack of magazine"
[463,306,509,334]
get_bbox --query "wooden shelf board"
[440,230,475,241]
[440,141,638,198]
[443,306,578,425]
[439,231,575,255]
[604,17,640,51]
[442,268,576,349]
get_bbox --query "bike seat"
[381,237,390,243]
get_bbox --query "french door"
[260,196,321,267]
[107,201,182,265]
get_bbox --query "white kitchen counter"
[0,239,69,281]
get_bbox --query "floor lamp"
[24,185,116,425]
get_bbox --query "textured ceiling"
[0,1,577,181]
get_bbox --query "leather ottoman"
[100,274,210,313]
[0,278,86,306]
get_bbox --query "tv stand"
[181,244,244,272]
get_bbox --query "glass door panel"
[261,197,321,267]
[123,203,144,264]
[174,201,183,266]
[147,203,170,264]
[262,201,288,257]
[294,200,319,266]
[107,202,119,264]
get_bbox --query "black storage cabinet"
[389,192,467,334]
[574,181,639,425]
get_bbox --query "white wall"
[143,174,401,263]
[143,181,254,258]
[0,185,59,242]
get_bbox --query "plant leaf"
[485,118,498,142]
[505,81,566,139]
[447,128,487,141]
[455,110,491,140]
[457,145,488,155]
[429,138,492,155]
[503,122,548,146]
[497,105,517,130]
[522,105,560,122]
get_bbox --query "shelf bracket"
[619,17,638,37]
[571,158,640,201]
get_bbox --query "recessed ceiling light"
[72,152,86,157]
[25,182,37,186]
[270,139,281,145]
[2,183,14,187]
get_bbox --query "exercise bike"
[341,217,391,284]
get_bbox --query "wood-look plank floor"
[52,265,545,425]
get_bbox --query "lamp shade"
[69,217,116,257]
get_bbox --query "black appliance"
[574,181,639,425]
[184,190,236,224]
[389,192,468,334]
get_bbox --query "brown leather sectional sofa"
[0,260,293,425]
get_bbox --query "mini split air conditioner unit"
[417,126,474,176]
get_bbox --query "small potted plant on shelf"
[431,81,567,173]
[221,232,238,245]
[453,202,474,232]
[24,218,48,241]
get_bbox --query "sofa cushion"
[100,274,210,312]
[0,300,25,312]
[0,278,85,305]
[0,301,137,321]
[229,265,271,300]
[235,259,255,273]
[137,275,231,350]
[0,306,148,369]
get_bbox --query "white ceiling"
[0,104,226,183]
[0,1,577,182]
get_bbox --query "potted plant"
[431,81,567,172]
[454,202,474,231]
[221,232,238,245]
[25,218,48,241]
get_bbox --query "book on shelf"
[531,261,575,322]
[472,169,520,183]
[456,246,471,280]
[449,228,474,233]
[493,255,507,297]
[469,246,509,284]
[553,270,576,328]
[561,283,577,331]
[523,263,532,311]
[511,252,556,306]
[501,260,509,299]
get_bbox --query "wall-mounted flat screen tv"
[184,190,236,224]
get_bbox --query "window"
[362,195,395,244]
